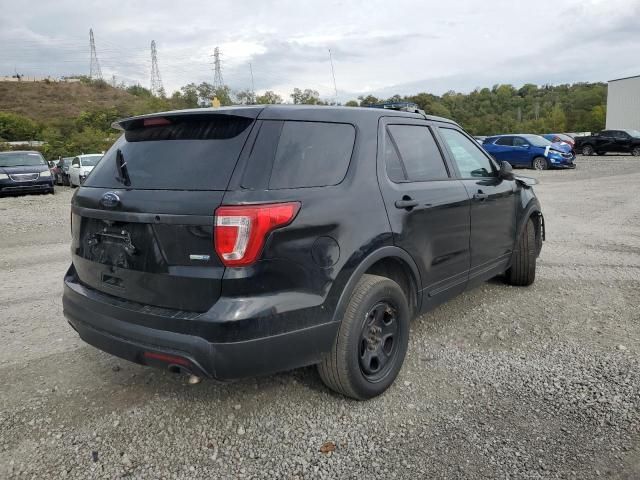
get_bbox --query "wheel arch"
[515,200,544,256]
[331,246,422,324]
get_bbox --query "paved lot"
[1,156,639,479]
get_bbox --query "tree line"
[0,77,607,160]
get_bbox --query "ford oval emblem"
[100,192,120,208]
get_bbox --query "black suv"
[63,106,544,399]
[575,129,640,156]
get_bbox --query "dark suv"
[63,106,544,399]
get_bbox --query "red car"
[543,133,575,149]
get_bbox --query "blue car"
[482,134,576,170]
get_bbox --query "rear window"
[84,114,254,191]
[242,121,355,190]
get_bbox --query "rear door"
[490,136,514,163]
[436,126,517,285]
[612,130,631,153]
[377,117,471,309]
[596,131,616,152]
[512,136,533,166]
[71,110,260,312]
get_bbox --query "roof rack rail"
[366,102,426,115]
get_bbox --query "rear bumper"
[63,266,339,380]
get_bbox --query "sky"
[1,0,639,101]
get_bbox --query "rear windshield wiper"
[115,149,131,187]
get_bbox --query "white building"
[606,74,640,131]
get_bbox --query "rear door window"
[613,131,629,139]
[84,114,255,191]
[242,121,355,189]
[385,125,449,182]
[495,136,513,146]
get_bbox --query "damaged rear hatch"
[70,108,261,312]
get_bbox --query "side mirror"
[499,161,514,180]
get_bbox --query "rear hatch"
[70,109,261,312]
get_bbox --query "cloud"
[0,0,638,99]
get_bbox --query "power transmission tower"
[89,29,103,80]
[328,49,338,105]
[150,40,164,96]
[213,47,224,89]
[249,62,255,103]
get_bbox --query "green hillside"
[0,80,152,124]
[0,78,608,160]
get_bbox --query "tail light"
[214,202,300,267]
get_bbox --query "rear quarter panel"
[222,113,393,325]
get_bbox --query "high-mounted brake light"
[143,117,171,127]
[214,202,300,267]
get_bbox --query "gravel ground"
[1,155,639,479]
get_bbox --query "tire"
[49,187,55,195]
[505,218,537,286]
[318,274,410,400]
[532,156,548,170]
[632,146,640,156]
[582,144,594,156]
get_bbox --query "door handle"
[395,198,419,209]
[473,192,489,201]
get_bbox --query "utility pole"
[150,40,164,96]
[328,49,338,105]
[249,62,255,103]
[213,47,224,89]
[89,29,103,80]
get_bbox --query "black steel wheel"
[318,274,410,400]
[358,301,400,381]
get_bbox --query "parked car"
[574,129,640,156]
[0,150,55,195]
[69,154,103,187]
[482,134,576,169]
[542,133,575,149]
[474,135,487,144]
[53,157,74,185]
[63,106,544,399]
